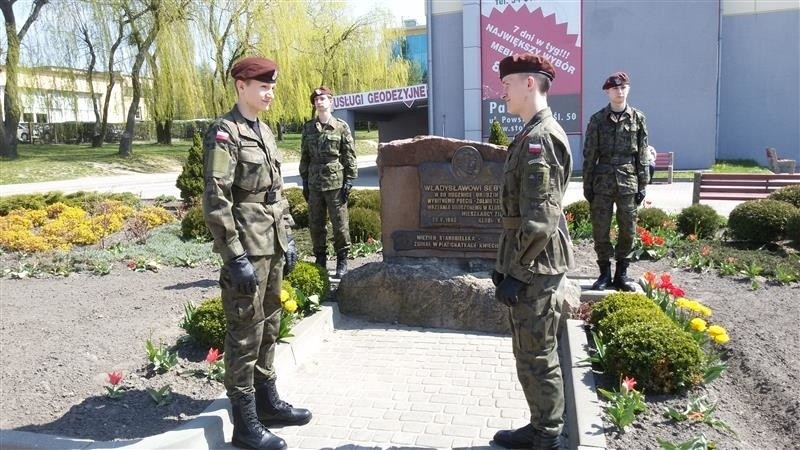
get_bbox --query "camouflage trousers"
[308,188,350,255]
[508,273,565,437]
[219,253,284,399]
[590,193,638,261]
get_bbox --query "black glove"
[228,254,258,295]
[339,180,352,204]
[584,190,594,203]
[634,190,645,205]
[495,275,526,307]
[491,270,505,287]
[302,179,309,202]
[284,233,297,276]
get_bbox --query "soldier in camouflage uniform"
[300,86,358,278]
[582,72,649,292]
[491,53,575,450]
[203,57,310,450]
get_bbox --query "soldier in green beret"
[300,86,358,278]
[582,72,649,292]
[491,53,575,450]
[202,56,310,450]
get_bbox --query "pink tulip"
[108,371,123,386]
[621,376,637,392]
[206,348,222,364]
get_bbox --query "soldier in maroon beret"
[583,70,649,293]
[203,56,310,450]
[490,52,574,450]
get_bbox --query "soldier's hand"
[634,190,645,205]
[302,179,309,202]
[584,190,594,203]
[284,234,298,276]
[495,276,525,307]
[228,254,258,295]
[340,181,353,204]
[491,270,505,287]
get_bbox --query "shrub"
[786,211,800,243]
[0,194,48,215]
[606,321,705,394]
[285,261,329,300]
[768,185,800,208]
[637,207,670,231]
[488,119,510,146]
[63,191,141,210]
[184,297,225,350]
[676,204,723,238]
[176,132,205,205]
[181,205,212,241]
[348,189,381,212]
[728,199,797,243]
[597,307,674,339]
[284,187,309,228]
[590,292,660,325]
[564,200,591,224]
[349,207,381,243]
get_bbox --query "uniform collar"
[603,104,633,121]
[230,105,263,145]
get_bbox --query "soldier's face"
[314,95,332,113]
[239,80,275,113]
[605,84,629,106]
[501,73,532,116]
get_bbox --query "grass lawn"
[0,130,379,185]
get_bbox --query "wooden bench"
[653,152,674,184]
[692,172,800,204]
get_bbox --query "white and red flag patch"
[528,143,542,154]
[215,130,230,142]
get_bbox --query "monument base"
[337,259,580,334]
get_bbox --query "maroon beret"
[602,72,630,90]
[310,85,333,104]
[498,53,555,81]
[230,57,278,83]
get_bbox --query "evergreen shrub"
[728,199,797,243]
[176,132,205,205]
[348,189,381,212]
[284,188,309,228]
[676,204,723,238]
[785,211,800,243]
[768,185,800,208]
[181,205,212,241]
[637,207,670,231]
[285,261,329,300]
[349,207,381,243]
[564,200,591,224]
[488,120,510,146]
[606,321,705,394]
[185,296,225,350]
[590,292,659,325]
[597,307,674,339]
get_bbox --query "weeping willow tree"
[147,7,204,144]
[251,0,411,133]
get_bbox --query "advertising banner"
[480,0,582,137]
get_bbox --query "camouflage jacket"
[496,107,576,281]
[202,105,292,262]
[299,117,357,191]
[582,104,649,196]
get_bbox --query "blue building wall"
[718,9,800,164]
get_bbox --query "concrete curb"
[0,304,339,450]
[562,319,607,450]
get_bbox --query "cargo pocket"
[235,147,267,192]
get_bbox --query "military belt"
[232,187,282,205]
[502,217,521,229]
[311,157,340,165]
[598,155,635,165]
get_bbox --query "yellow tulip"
[675,297,690,308]
[280,289,290,303]
[707,325,726,336]
[283,299,298,313]
[712,333,730,344]
[690,318,707,332]
[698,305,712,317]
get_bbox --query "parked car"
[17,123,39,143]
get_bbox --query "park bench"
[653,151,674,184]
[692,172,800,204]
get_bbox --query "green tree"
[1,0,49,158]
[175,132,204,205]
[488,119,510,146]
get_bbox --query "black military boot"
[314,252,326,268]
[613,258,636,292]
[255,379,312,426]
[230,394,287,450]
[493,423,537,448]
[334,249,348,278]
[590,260,612,290]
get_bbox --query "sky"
[347,0,426,25]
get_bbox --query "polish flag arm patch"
[528,142,542,154]
[215,130,230,142]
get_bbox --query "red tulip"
[206,348,222,363]
[108,371,123,386]
[621,376,637,392]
